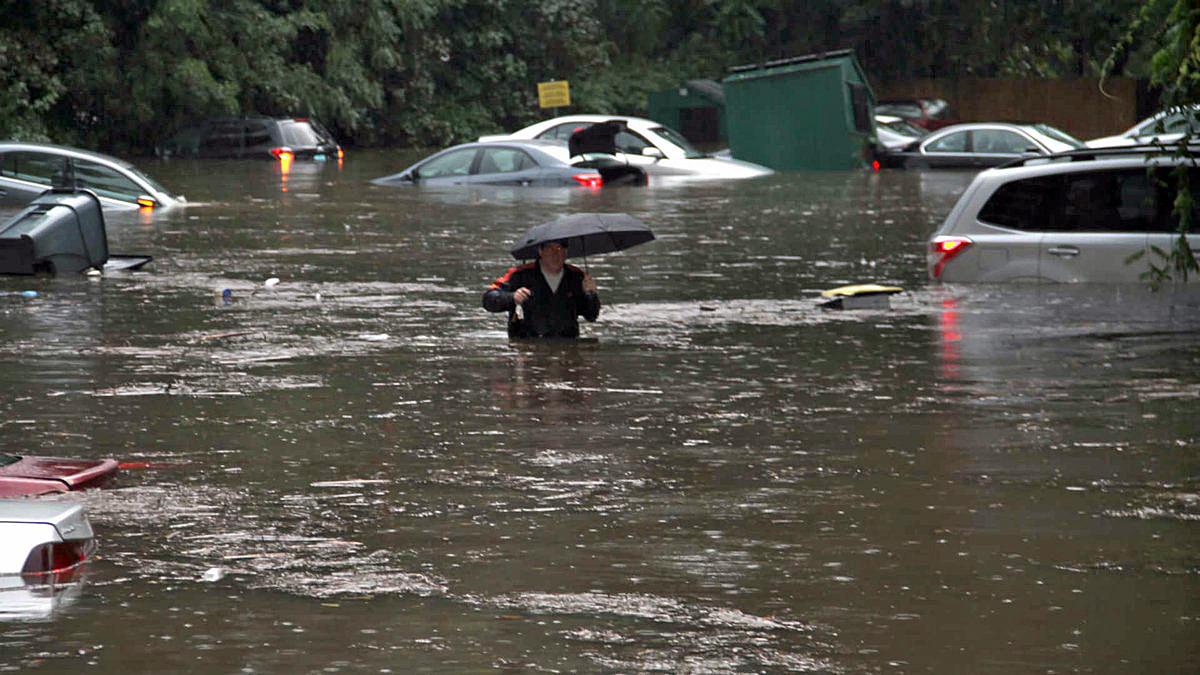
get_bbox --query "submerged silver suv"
[928,147,1199,282]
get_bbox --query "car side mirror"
[136,195,158,208]
[1023,147,1043,155]
[641,147,665,160]
[406,170,418,182]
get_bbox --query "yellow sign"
[537,80,570,108]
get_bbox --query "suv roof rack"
[998,143,1200,169]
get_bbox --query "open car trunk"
[568,121,648,186]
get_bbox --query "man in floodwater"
[483,240,600,339]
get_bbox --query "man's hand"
[513,287,532,304]
[582,273,598,294]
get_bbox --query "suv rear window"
[279,121,321,147]
[978,168,1196,232]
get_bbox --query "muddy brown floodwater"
[0,150,1197,673]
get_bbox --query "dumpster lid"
[728,49,855,75]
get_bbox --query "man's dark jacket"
[483,263,601,338]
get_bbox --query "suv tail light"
[21,540,96,577]
[270,147,294,161]
[930,235,973,279]
[572,174,602,189]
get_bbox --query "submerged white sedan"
[0,141,183,212]
[479,115,773,179]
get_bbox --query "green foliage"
[0,0,1169,153]
[0,0,114,144]
[1105,0,1200,287]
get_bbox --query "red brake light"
[270,147,294,160]
[572,174,602,189]
[871,160,881,172]
[21,540,95,577]
[930,236,973,279]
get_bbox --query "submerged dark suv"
[160,116,342,160]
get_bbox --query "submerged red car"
[0,455,119,497]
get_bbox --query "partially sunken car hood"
[568,121,623,157]
[0,456,118,488]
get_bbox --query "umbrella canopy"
[510,213,655,260]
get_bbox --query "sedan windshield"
[879,118,926,138]
[650,126,706,159]
[1033,124,1085,149]
[125,165,177,197]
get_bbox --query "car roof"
[0,141,135,170]
[529,114,664,130]
[417,139,573,167]
[990,144,1200,172]
[926,122,1038,134]
[191,115,316,123]
[453,139,568,152]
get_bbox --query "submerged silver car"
[0,142,183,212]
[928,147,1200,283]
[1085,105,1200,149]
[885,122,1084,169]
[370,139,645,188]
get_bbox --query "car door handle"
[1046,246,1080,258]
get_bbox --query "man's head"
[538,240,568,274]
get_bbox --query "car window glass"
[280,121,320,147]
[1033,124,1085,148]
[1057,171,1140,231]
[477,147,534,174]
[309,120,337,144]
[925,132,968,153]
[650,125,705,158]
[72,159,142,202]
[615,130,651,154]
[878,103,922,118]
[202,122,243,151]
[881,119,925,137]
[537,123,590,141]
[1157,112,1200,134]
[977,175,1061,230]
[243,122,273,148]
[0,151,68,187]
[418,148,477,178]
[973,130,1032,154]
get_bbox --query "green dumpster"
[723,50,875,171]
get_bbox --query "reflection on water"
[0,154,1197,672]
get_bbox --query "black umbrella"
[510,213,655,260]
